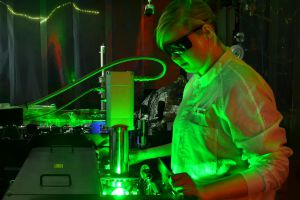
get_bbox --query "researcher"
[130,0,293,199]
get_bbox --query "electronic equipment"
[0,106,23,126]
[144,0,155,16]
[105,71,134,131]
[2,147,100,200]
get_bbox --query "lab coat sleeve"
[222,75,293,194]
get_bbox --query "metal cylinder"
[110,125,129,175]
[137,119,147,148]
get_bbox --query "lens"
[164,36,192,56]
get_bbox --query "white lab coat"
[171,50,293,200]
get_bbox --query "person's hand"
[171,173,201,198]
[129,150,145,165]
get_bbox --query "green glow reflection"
[112,187,124,195]
[100,177,139,196]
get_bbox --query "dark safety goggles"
[163,25,203,57]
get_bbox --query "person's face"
[162,24,216,75]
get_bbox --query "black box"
[2,147,100,200]
[0,107,23,126]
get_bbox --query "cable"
[25,87,98,120]
[26,56,166,106]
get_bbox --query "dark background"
[0,0,299,199]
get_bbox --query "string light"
[0,1,100,24]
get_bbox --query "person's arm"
[171,173,248,200]
[222,73,293,196]
[129,143,171,165]
[142,143,172,159]
[198,174,248,199]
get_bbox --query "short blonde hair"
[155,0,216,50]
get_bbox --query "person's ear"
[202,24,215,40]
